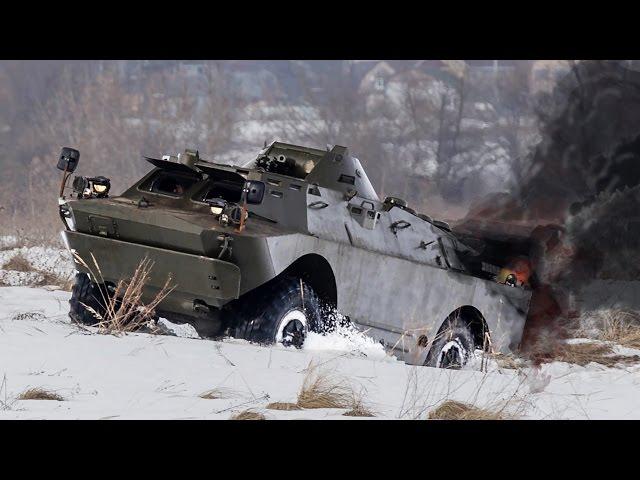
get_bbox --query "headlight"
[206,199,227,217]
[90,176,111,197]
[72,175,111,198]
[303,160,315,174]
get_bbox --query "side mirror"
[244,181,265,205]
[57,147,80,173]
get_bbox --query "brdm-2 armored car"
[56,142,531,368]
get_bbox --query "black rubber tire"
[68,273,105,326]
[231,276,322,348]
[425,318,475,369]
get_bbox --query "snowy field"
[2,241,640,419]
[2,283,640,419]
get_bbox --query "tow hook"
[217,234,233,260]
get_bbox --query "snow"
[3,285,640,419]
[303,324,391,362]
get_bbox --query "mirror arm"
[59,163,69,198]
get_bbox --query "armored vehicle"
[56,142,532,367]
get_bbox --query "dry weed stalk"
[398,364,530,420]
[73,252,174,334]
[0,374,15,411]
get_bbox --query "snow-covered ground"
[2,285,640,419]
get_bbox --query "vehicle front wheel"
[424,319,475,369]
[232,276,322,348]
[68,272,106,326]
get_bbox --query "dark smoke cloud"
[467,60,640,224]
[458,60,640,350]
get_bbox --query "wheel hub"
[436,339,466,369]
[276,309,308,348]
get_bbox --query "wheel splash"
[302,306,394,361]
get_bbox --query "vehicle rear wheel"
[232,276,322,348]
[424,319,475,369]
[69,272,106,326]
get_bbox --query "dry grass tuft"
[342,389,376,417]
[3,253,33,272]
[428,400,506,420]
[17,387,65,401]
[343,404,376,417]
[534,341,640,367]
[591,309,640,349]
[231,410,266,420]
[1,251,73,290]
[294,364,374,415]
[0,242,20,252]
[486,352,528,370]
[199,388,236,400]
[73,253,174,335]
[296,366,352,409]
[266,401,302,411]
[36,270,74,290]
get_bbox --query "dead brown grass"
[486,352,527,370]
[593,310,640,349]
[3,253,32,272]
[428,400,506,420]
[199,388,236,400]
[73,253,174,334]
[342,388,376,417]
[296,366,352,409]
[231,410,266,420]
[343,404,375,417]
[266,402,302,411]
[17,387,65,401]
[1,251,73,290]
[0,243,19,252]
[36,270,74,290]
[293,364,376,415]
[534,341,640,367]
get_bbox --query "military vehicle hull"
[59,142,532,366]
